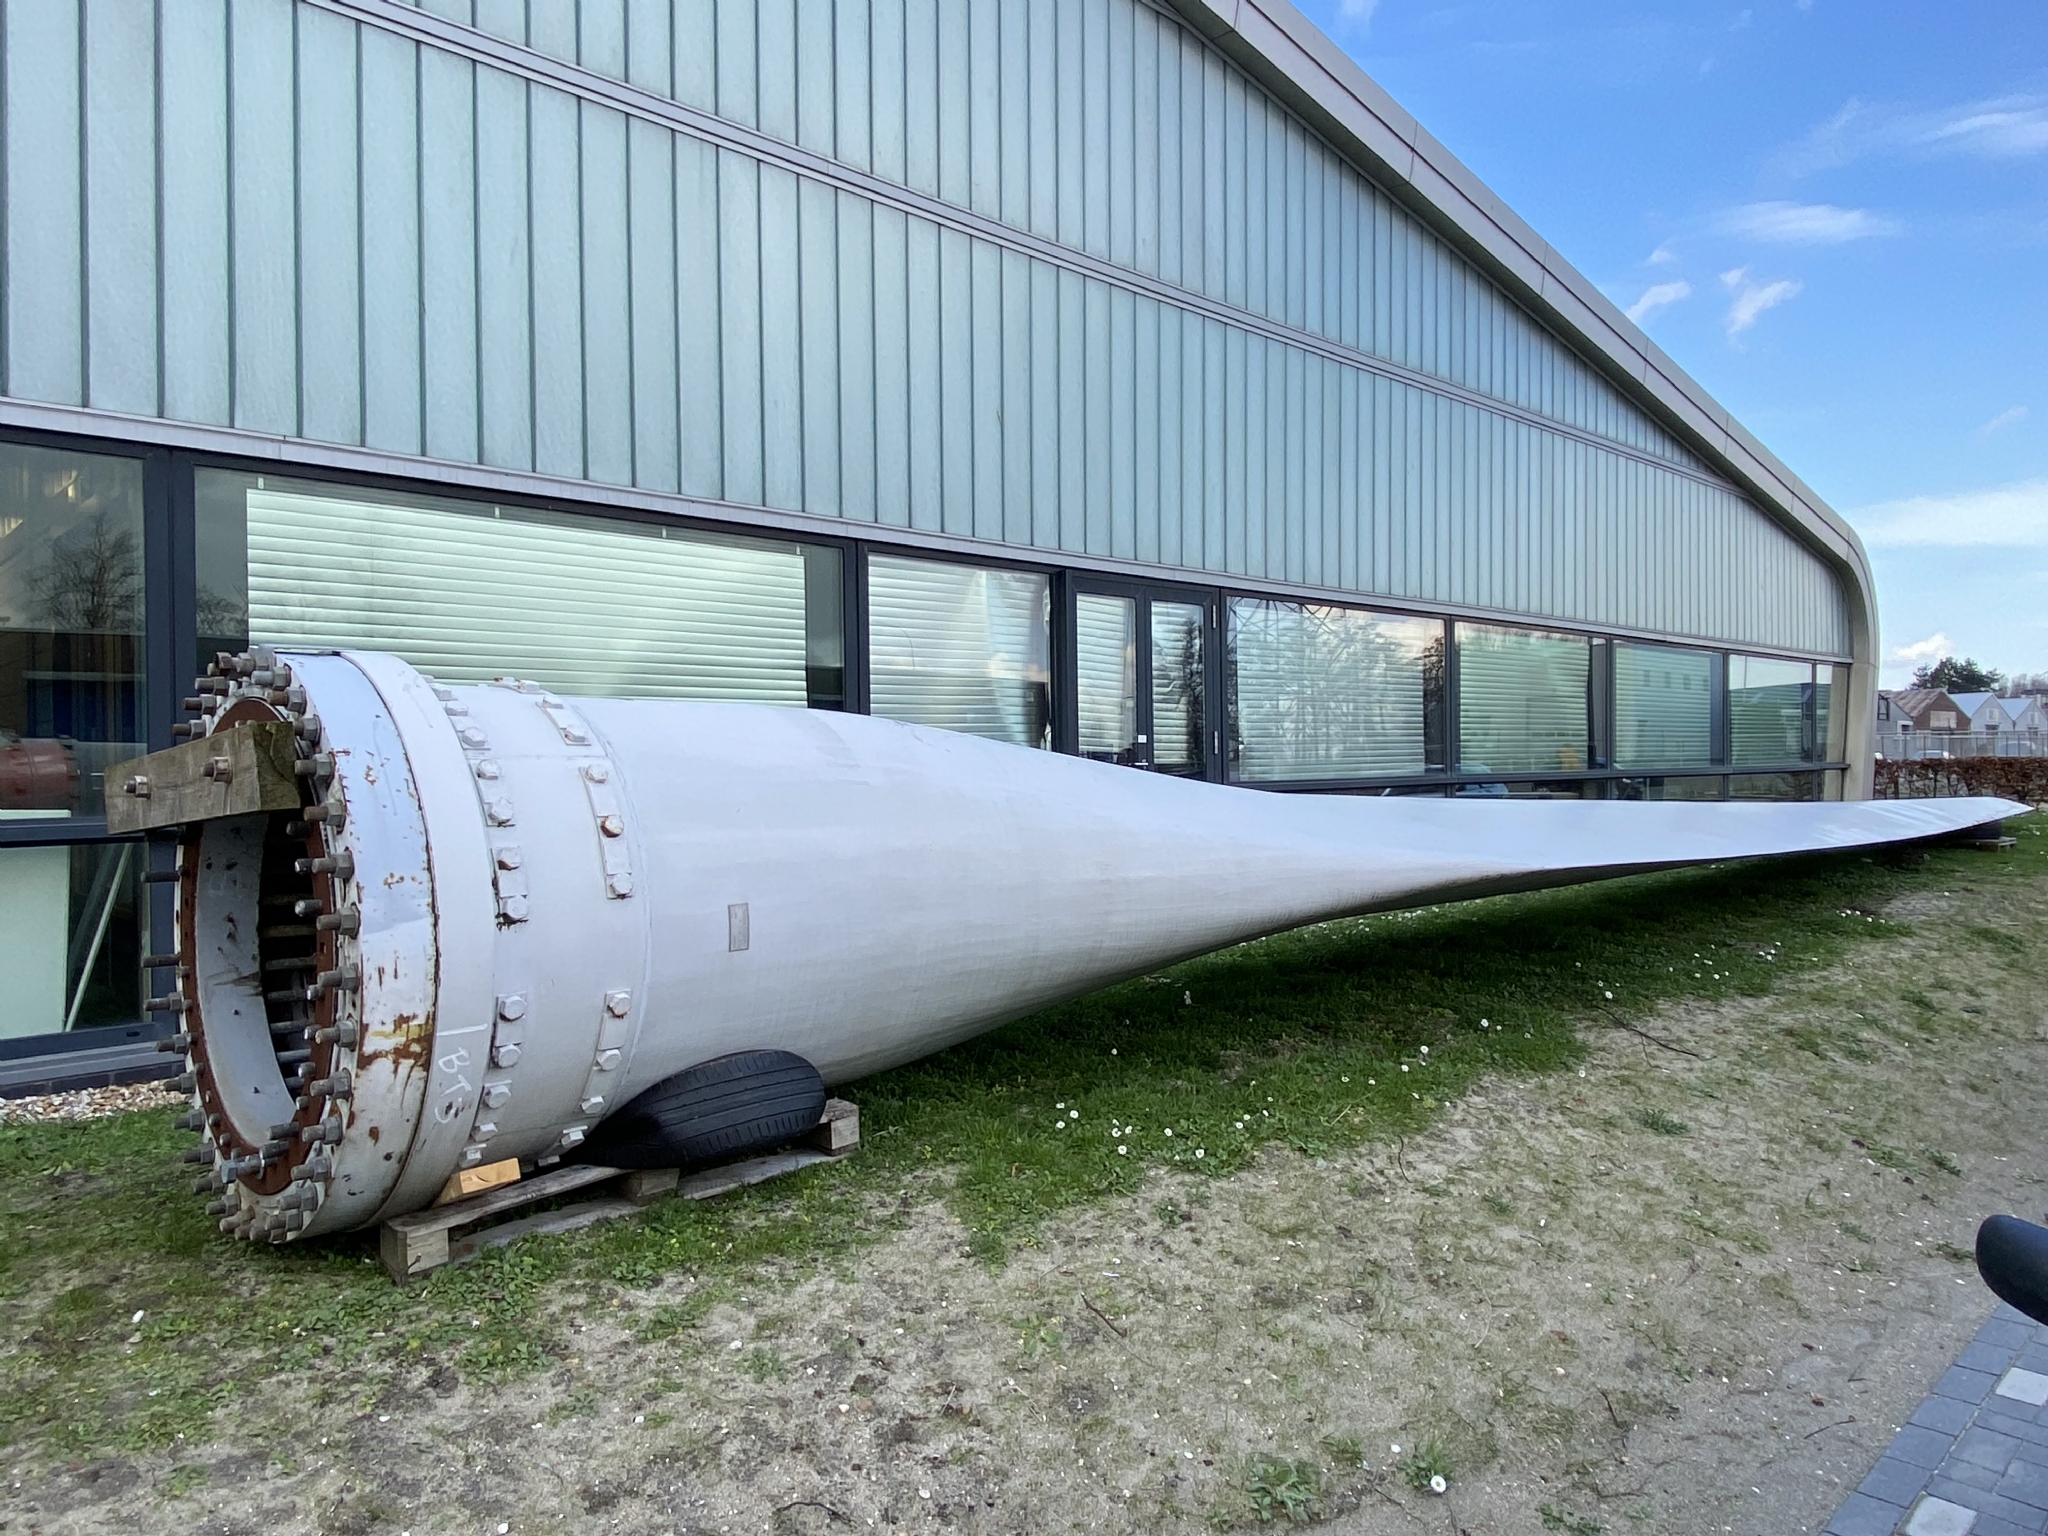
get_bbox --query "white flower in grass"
[1603,990,1614,1000]
[1429,1474,1447,1495]
[1117,1145,1128,1155]
[1194,1149,1205,1159]
[1163,1127,1174,1137]
[1070,1109,1080,1119]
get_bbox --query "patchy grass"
[2,824,2042,1469]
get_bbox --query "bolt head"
[604,990,631,1018]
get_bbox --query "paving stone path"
[1827,1303,2048,1536]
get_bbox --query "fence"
[1875,733,2046,761]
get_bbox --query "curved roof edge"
[1164,0,1876,651]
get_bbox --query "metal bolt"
[579,1095,606,1115]
[471,1120,498,1141]
[141,952,184,970]
[158,1033,193,1054]
[495,846,523,870]
[598,814,625,838]
[474,759,501,780]
[175,1110,205,1131]
[202,756,233,783]
[313,966,360,994]
[295,852,355,880]
[294,753,336,778]
[313,1021,359,1048]
[491,1042,522,1068]
[306,1070,353,1100]
[606,872,634,898]
[583,764,610,784]
[303,800,343,826]
[174,1071,198,1092]
[147,995,190,1014]
[315,908,359,934]
[124,775,152,798]
[497,994,527,1022]
[481,1082,511,1109]
[594,1049,622,1071]
[291,1156,333,1182]
[299,1120,344,1146]
[293,898,324,918]
[604,990,631,1018]
[484,797,515,826]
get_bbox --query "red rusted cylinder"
[0,736,78,811]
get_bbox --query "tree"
[30,513,143,633]
[2003,672,2048,698]
[1911,656,2004,694]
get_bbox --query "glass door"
[1061,581,1218,779]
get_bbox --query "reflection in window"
[0,840,145,1038]
[1453,779,1604,800]
[1456,625,1589,776]
[1729,771,1819,801]
[1728,655,1812,767]
[1075,593,1137,762]
[0,445,147,818]
[1814,666,1842,763]
[1616,775,1726,801]
[1149,601,1206,776]
[1613,643,1714,770]
[868,556,1050,747]
[195,472,841,706]
[1229,600,1442,782]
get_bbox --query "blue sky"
[1294,0,2048,685]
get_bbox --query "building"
[0,0,1872,1067]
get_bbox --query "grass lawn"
[2,813,2043,1532]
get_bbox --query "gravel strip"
[0,1082,184,1124]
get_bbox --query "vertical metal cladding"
[0,0,1849,657]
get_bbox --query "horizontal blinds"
[867,556,1050,746]
[1457,626,1590,774]
[1150,601,1205,772]
[1815,666,1840,762]
[1231,599,1432,781]
[246,489,808,702]
[1075,593,1137,757]
[1613,643,1714,769]
[1728,655,1811,766]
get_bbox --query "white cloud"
[1721,200,1899,244]
[1718,267,1802,338]
[1887,632,1954,669]
[1852,478,2048,548]
[1774,94,2048,176]
[1975,405,2029,442]
[1336,0,1381,24]
[1647,240,1680,265]
[1931,101,2048,157]
[1625,280,1692,324]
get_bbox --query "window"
[1617,775,1726,801]
[196,472,842,706]
[1228,599,1442,782]
[1931,710,1956,731]
[867,555,1050,747]
[0,841,144,1039]
[1612,643,1714,770]
[1728,655,1812,767]
[1456,625,1590,776]
[0,444,147,820]
[1730,772,1819,801]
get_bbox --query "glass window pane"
[1728,655,1811,767]
[0,444,147,819]
[1814,665,1843,763]
[1075,593,1137,761]
[1150,600,1206,776]
[1616,775,1726,801]
[1613,642,1714,769]
[197,472,833,704]
[868,556,1050,746]
[1730,771,1819,801]
[1453,778,1603,799]
[0,840,145,1038]
[1456,624,1590,775]
[1229,599,1440,782]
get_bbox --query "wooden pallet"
[378,1098,859,1282]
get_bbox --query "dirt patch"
[9,838,2048,1534]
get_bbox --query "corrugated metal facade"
[0,0,1851,657]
